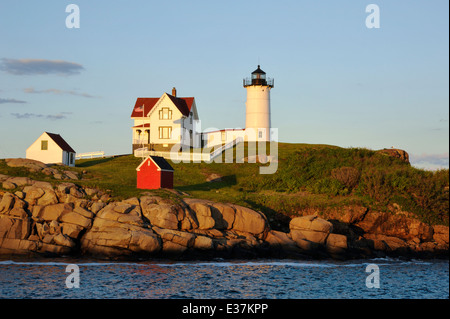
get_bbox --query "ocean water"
[0,258,448,299]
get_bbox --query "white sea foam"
[0,258,435,268]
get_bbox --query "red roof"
[130,94,194,118]
[132,123,150,128]
[45,132,76,153]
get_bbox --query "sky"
[0,0,448,170]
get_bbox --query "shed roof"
[45,132,76,153]
[136,156,174,172]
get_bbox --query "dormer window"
[159,107,172,120]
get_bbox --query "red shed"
[136,156,174,189]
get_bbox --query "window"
[258,131,263,139]
[159,126,172,139]
[159,107,172,120]
[41,140,48,150]
[70,153,74,165]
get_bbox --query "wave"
[0,258,439,268]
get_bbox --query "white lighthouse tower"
[243,65,274,141]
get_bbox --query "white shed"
[26,132,76,167]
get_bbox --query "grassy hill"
[1,142,448,230]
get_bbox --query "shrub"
[331,166,361,191]
[357,168,393,205]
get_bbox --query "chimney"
[172,87,177,97]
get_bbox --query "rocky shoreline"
[0,161,448,261]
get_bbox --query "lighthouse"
[243,65,274,141]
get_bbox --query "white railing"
[76,151,105,159]
[210,136,243,160]
[134,137,243,162]
[134,148,211,162]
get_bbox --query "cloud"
[11,113,68,120]
[10,113,43,119]
[1,58,84,76]
[24,87,95,98]
[0,98,27,104]
[410,152,449,170]
[46,114,67,120]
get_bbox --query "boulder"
[355,210,434,242]
[128,228,161,253]
[323,206,368,224]
[63,171,79,180]
[5,177,32,187]
[142,203,179,229]
[36,189,59,206]
[0,193,16,214]
[184,199,216,230]
[153,227,196,248]
[5,158,47,171]
[2,181,16,190]
[363,234,408,253]
[90,202,106,214]
[69,187,85,198]
[7,208,28,219]
[231,204,269,238]
[0,238,38,255]
[289,215,333,249]
[38,242,72,255]
[59,212,92,228]
[73,206,95,219]
[84,188,98,196]
[433,225,449,245]
[290,215,333,233]
[326,233,348,255]
[56,183,76,194]
[53,233,76,248]
[193,235,214,250]
[33,203,74,221]
[161,241,188,254]
[377,148,410,163]
[61,223,84,239]
[96,203,143,227]
[0,215,31,240]
[289,230,321,251]
[81,221,161,256]
[210,202,236,229]
[32,181,53,190]
[23,186,45,203]
[265,230,298,248]
[36,222,49,240]
[48,220,61,235]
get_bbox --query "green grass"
[1,142,448,229]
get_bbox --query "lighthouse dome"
[252,65,266,76]
[243,65,274,87]
[251,65,266,81]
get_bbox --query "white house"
[26,132,76,167]
[130,88,200,153]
